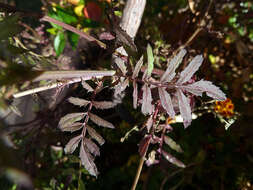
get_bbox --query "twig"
[33,70,115,81]
[177,0,214,51]
[13,78,82,98]
[131,148,147,190]
[13,70,116,98]
[40,16,107,49]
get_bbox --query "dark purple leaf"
[79,141,99,177]
[133,81,138,109]
[99,32,115,41]
[64,135,82,154]
[58,113,85,131]
[60,122,83,133]
[132,55,143,78]
[114,78,129,96]
[176,89,192,128]
[81,81,94,92]
[141,84,153,115]
[146,150,159,166]
[138,135,151,157]
[158,87,175,118]
[86,125,105,145]
[114,57,127,75]
[84,138,100,156]
[68,97,90,107]
[92,101,116,109]
[162,150,185,168]
[89,112,115,129]
[164,136,183,153]
[177,55,203,84]
[145,115,153,132]
[160,49,187,83]
[142,68,148,80]
[184,79,226,100]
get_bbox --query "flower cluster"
[214,98,234,117]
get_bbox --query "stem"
[177,0,214,51]
[13,78,82,98]
[81,81,103,137]
[131,103,160,190]
[131,148,148,190]
[33,70,115,81]
[41,16,106,49]
[13,71,115,98]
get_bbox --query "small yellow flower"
[74,5,84,17]
[214,98,234,118]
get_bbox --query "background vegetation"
[0,0,252,189]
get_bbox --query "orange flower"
[214,98,234,117]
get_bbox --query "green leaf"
[54,32,66,56]
[67,31,79,49]
[46,27,58,35]
[79,0,85,5]
[55,6,78,24]
[48,10,63,29]
[83,18,100,28]
[114,10,122,17]
[78,179,86,190]
[0,14,22,40]
[146,44,154,77]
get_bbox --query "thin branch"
[33,70,116,81]
[13,70,116,98]
[40,16,106,49]
[177,0,214,51]
[131,148,148,190]
[13,78,82,98]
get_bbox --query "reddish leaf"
[99,32,115,41]
[145,115,153,132]
[84,138,100,156]
[58,113,85,131]
[146,150,159,166]
[86,125,105,145]
[79,141,99,177]
[68,97,90,107]
[114,78,129,96]
[176,89,191,128]
[89,112,115,129]
[141,84,153,115]
[83,2,102,22]
[64,135,82,154]
[177,55,203,84]
[60,122,83,133]
[162,150,185,168]
[160,49,187,83]
[114,57,127,75]
[184,79,226,100]
[138,135,151,157]
[158,87,175,118]
[164,136,183,153]
[132,55,143,78]
[92,101,116,109]
[81,81,94,92]
[133,81,138,109]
